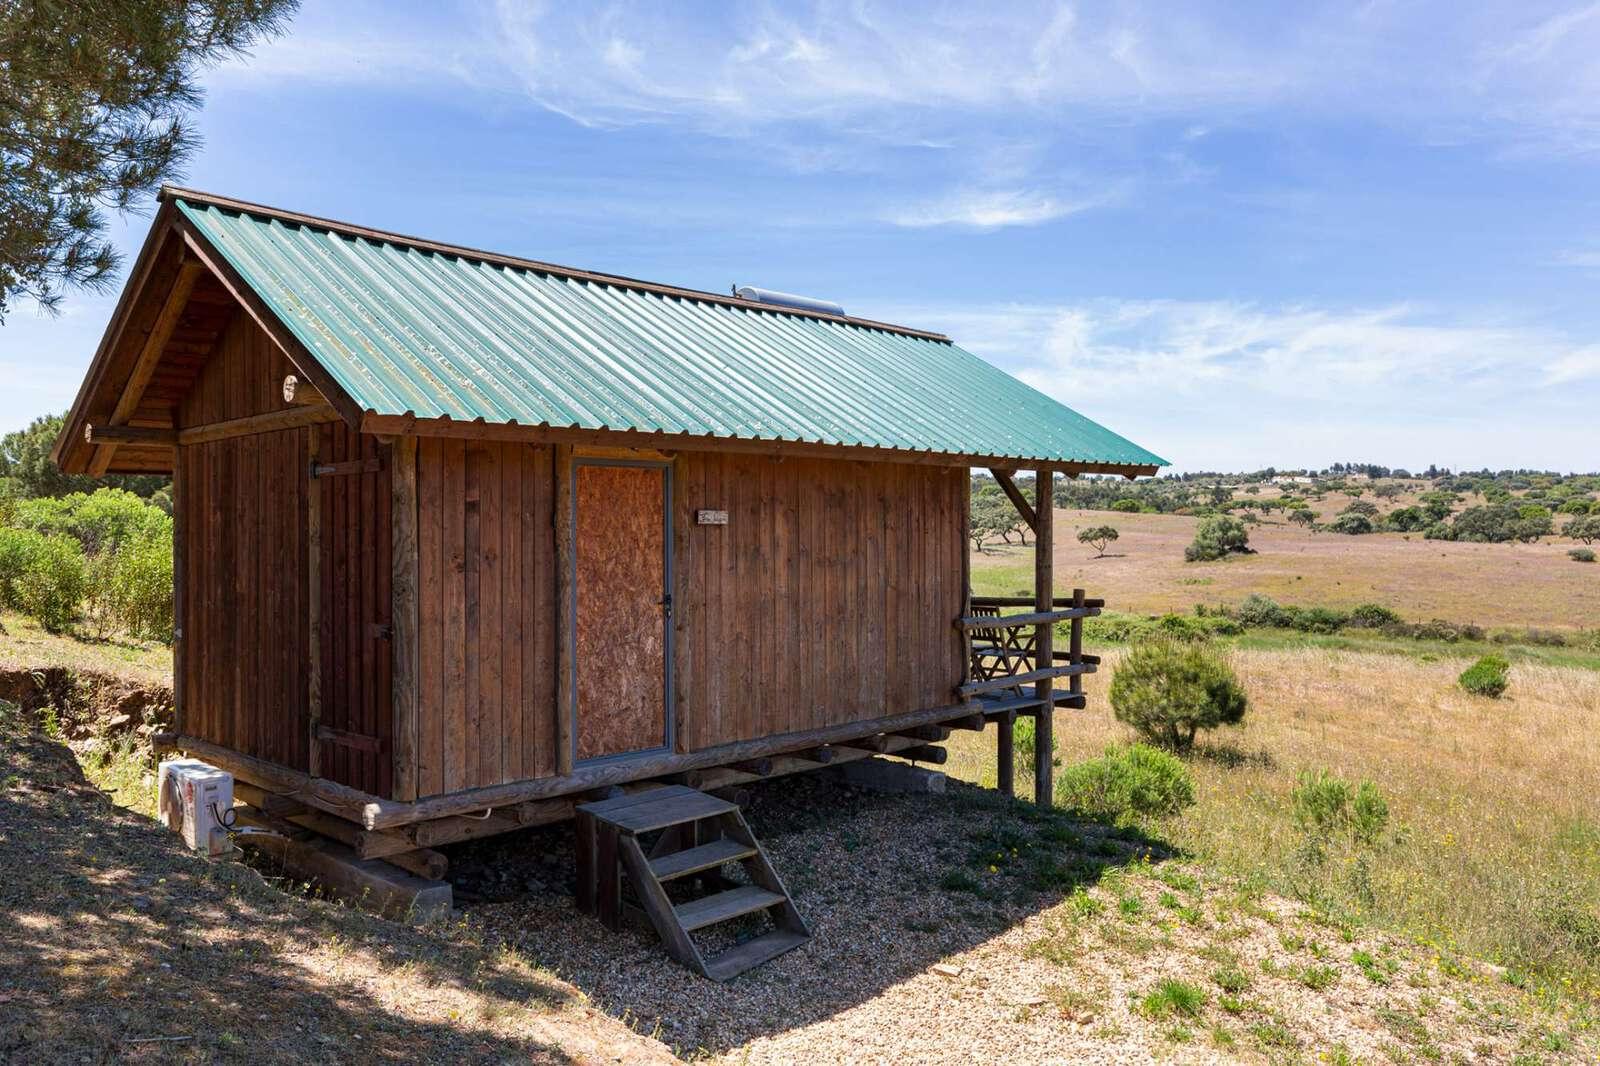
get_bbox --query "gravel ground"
[458,771,1597,1063]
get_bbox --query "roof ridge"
[159,185,950,342]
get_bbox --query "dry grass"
[948,646,1600,1001]
[0,707,677,1064]
[0,609,172,688]
[973,507,1600,630]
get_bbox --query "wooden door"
[309,424,393,795]
[572,460,670,763]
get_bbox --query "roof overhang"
[52,206,364,476]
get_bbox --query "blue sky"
[5,0,1600,473]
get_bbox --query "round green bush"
[1110,639,1248,751]
[1185,515,1251,562]
[1570,548,1596,563]
[1458,654,1510,698]
[1054,743,1196,823]
[1327,512,1375,535]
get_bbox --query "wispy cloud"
[869,298,1600,470]
[884,187,1111,229]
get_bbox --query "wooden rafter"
[989,468,1038,532]
[87,257,203,476]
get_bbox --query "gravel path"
[457,771,1595,1063]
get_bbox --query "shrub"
[1291,771,1390,846]
[1348,603,1402,628]
[1110,639,1248,751]
[112,531,175,641]
[1571,548,1597,563]
[1458,655,1510,697]
[1288,508,1316,528]
[7,530,86,632]
[1111,498,1141,513]
[1185,515,1251,562]
[1076,525,1119,557]
[1233,593,1289,628]
[1326,512,1374,535]
[1055,743,1195,823]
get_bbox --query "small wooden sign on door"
[695,509,729,526]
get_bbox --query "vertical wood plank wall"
[414,438,558,797]
[672,454,967,751]
[174,310,394,795]
[175,311,311,773]
[401,445,966,799]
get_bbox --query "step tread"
[581,786,738,834]
[703,929,810,981]
[675,885,785,931]
[650,838,757,881]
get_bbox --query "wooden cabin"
[55,188,1165,953]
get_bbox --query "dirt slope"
[0,712,677,1065]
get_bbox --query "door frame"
[565,455,675,768]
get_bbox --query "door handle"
[658,593,672,619]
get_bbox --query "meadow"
[957,503,1600,1003]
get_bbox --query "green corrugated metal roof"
[175,195,1167,470]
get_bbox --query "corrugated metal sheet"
[177,198,1167,469]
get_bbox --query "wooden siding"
[175,310,394,794]
[177,430,311,771]
[671,454,967,751]
[413,438,558,797]
[310,422,393,796]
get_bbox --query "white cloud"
[884,187,1108,229]
[868,298,1600,471]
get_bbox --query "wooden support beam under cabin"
[896,744,947,765]
[1034,466,1055,807]
[232,780,308,818]
[989,468,1038,532]
[408,810,526,849]
[159,698,1002,830]
[733,757,774,776]
[803,746,837,764]
[996,709,1017,796]
[282,373,326,406]
[896,724,952,743]
[84,423,177,446]
[88,257,203,477]
[945,713,987,731]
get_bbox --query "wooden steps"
[703,929,810,982]
[677,885,785,931]
[651,838,757,881]
[576,785,810,981]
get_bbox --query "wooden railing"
[956,590,1101,799]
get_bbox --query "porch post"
[1033,466,1054,806]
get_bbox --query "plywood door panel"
[574,462,668,762]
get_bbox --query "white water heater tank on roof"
[157,758,233,856]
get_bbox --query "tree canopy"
[1,0,298,317]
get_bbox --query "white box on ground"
[157,758,234,856]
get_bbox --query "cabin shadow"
[451,772,1169,1055]
[0,728,581,1064]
